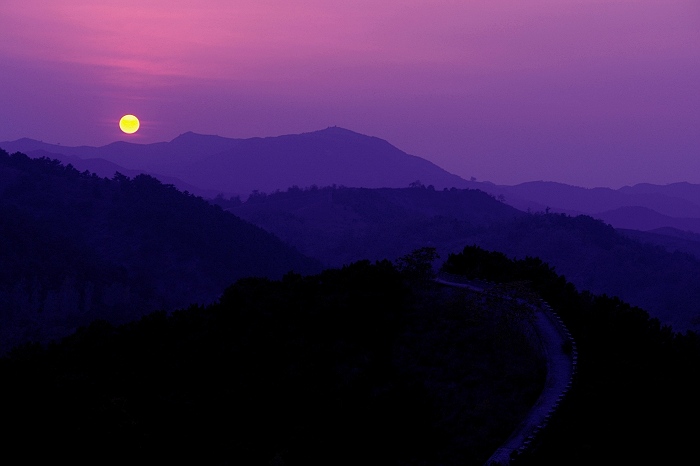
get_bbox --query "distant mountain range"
[465,180,700,233]
[0,127,470,198]
[462,180,700,260]
[3,128,699,237]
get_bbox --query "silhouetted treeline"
[470,211,700,331]
[228,184,524,268]
[229,186,700,332]
[0,259,544,465]
[443,245,700,464]
[0,150,321,353]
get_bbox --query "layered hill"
[4,128,700,330]
[227,185,524,268]
[0,150,321,353]
[5,129,699,238]
[615,227,700,262]
[464,180,700,261]
[20,149,219,198]
[0,127,471,197]
[228,186,700,332]
[594,206,700,233]
[466,180,700,235]
[465,180,700,217]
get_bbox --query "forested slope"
[227,185,700,332]
[0,260,544,465]
[227,184,524,267]
[0,150,321,353]
[443,246,700,464]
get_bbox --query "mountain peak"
[315,126,361,135]
[170,131,222,142]
[310,126,380,140]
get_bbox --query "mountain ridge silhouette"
[0,127,470,197]
[3,128,700,233]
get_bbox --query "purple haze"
[1,0,698,188]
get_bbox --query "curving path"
[435,275,577,465]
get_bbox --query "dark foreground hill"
[3,248,699,464]
[443,246,700,465]
[228,185,700,332]
[0,150,321,353]
[0,260,544,465]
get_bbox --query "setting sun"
[119,114,140,134]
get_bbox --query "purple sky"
[1,0,698,188]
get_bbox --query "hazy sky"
[1,0,698,188]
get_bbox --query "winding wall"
[435,274,577,465]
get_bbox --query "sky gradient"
[1,0,698,188]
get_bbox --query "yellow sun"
[119,114,140,134]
